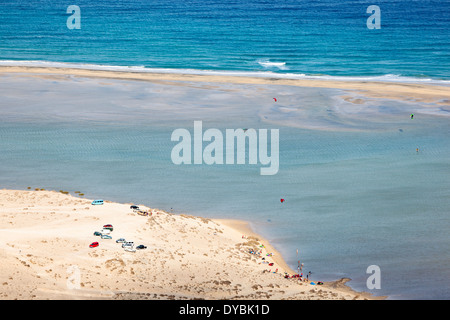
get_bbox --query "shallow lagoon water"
[0,74,449,299]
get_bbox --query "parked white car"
[122,241,134,248]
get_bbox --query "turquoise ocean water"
[0,0,449,299]
[0,0,449,80]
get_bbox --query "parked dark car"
[136,245,147,250]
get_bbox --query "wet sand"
[1,65,449,106]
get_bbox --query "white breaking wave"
[257,59,289,70]
[1,60,449,85]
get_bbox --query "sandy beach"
[0,189,383,300]
[1,65,449,106]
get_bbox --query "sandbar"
[1,65,449,106]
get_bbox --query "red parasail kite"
[273,98,277,102]
[280,198,285,203]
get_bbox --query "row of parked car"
[115,238,147,252]
[89,224,147,252]
[89,224,114,247]
[130,205,152,216]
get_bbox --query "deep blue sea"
[0,0,449,300]
[0,0,449,80]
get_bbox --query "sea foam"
[1,60,449,85]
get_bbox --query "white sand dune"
[0,189,381,300]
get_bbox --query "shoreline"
[0,65,449,106]
[215,219,296,275]
[216,219,385,301]
[0,188,385,300]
